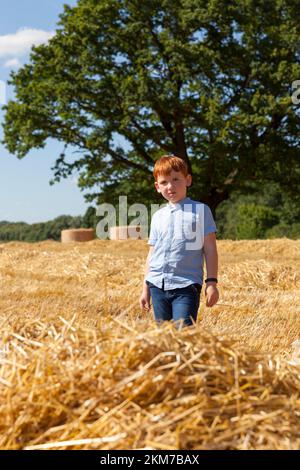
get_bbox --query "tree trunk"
[200,187,230,218]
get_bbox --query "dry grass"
[0,238,300,450]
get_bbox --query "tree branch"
[105,147,151,174]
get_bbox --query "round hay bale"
[109,225,142,240]
[61,228,95,243]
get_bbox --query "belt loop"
[162,278,164,290]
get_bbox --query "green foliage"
[236,204,279,239]
[265,223,300,239]
[81,206,98,229]
[216,181,300,239]
[0,214,85,243]
[2,0,300,214]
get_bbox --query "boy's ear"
[154,182,160,193]
[186,174,192,187]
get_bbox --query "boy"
[139,155,219,327]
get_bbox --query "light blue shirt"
[146,197,217,290]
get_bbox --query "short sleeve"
[204,204,217,235]
[148,214,158,245]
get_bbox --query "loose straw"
[24,434,127,450]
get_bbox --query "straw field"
[0,238,300,450]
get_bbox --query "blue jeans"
[146,279,202,327]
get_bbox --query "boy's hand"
[139,288,151,312]
[205,284,219,307]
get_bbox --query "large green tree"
[2,0,300,215]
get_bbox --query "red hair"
[153,155,189,181]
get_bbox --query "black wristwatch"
[205,278,218,284]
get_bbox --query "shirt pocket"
[176,214,197,240]
[174,214,204,250]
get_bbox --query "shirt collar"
[168,197,191,212]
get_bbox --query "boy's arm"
[203,232,219,307]
[203,232,218,280]
[143,246,154,291]
[139,246,154,311]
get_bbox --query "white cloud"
[3,58,21,68]
[0,28,55,58]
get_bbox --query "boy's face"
[154,170,192,204]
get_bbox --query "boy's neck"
[168,196,190,207]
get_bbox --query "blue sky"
[0,0,90,223]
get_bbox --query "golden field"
[0,238,300,450]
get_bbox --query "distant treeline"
[0,184,299,242]
[0,207,97,243]
[216,182,300,240]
